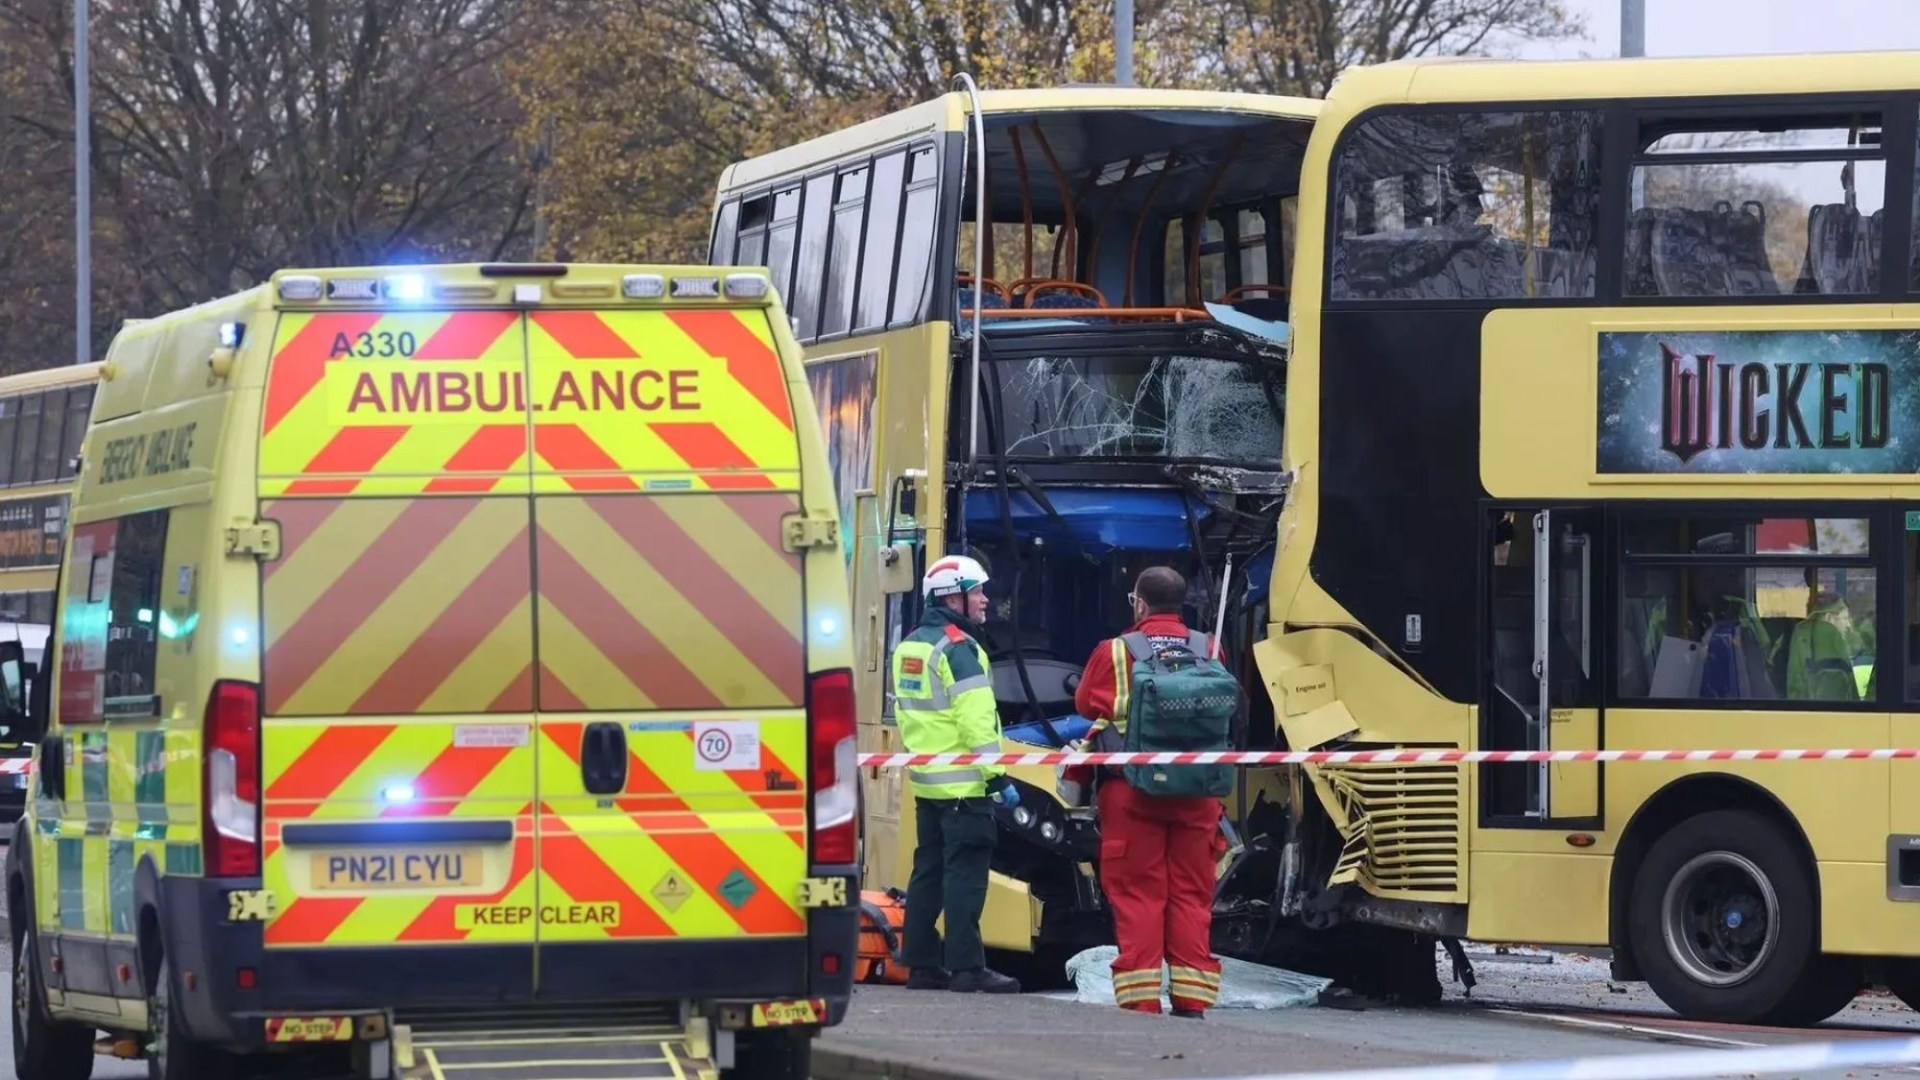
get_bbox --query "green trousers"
[903,797,997,972]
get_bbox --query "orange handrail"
[960,307,1213,322]
[1009,128,1036,281]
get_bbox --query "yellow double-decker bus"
[711,87,1317,973]
[0,361,101,821]
[1243,51,1920,1024]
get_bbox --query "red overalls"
[1071,614,1225,1015]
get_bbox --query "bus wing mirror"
[0,641,33,739]
[879,542,917,596]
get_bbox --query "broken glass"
[992,352,1284,469]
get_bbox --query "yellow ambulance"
[5,264,859,1080]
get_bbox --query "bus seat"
[1025,281,1107,322]
[1649,208,1731,297]
[1712,201,1777,296]
[1797,203,1871,295]
[959,274,1011,311]
[1336,225,1522,300]
[1624,208,1659,295]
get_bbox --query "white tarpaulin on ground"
[1057,946,1330,1010]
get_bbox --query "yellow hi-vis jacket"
[891,607,1005,800]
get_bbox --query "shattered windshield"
[990,353,1284,468]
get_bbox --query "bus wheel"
[1629,809,1840,1024]
[11,923,93,1080]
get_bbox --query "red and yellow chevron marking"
[258,308,800,498]
[260,715,809,946]
[262,498,535,717]
[261,310,530,497]
[262,713,536,946]
[537,722,807,941]
[534,493,803,711]
[526,309,799,493]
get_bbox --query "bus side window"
[711,199,741,265]
[891,146,939,327]
[856,151,908,334]
[1330,110,1602,302]
[1627,114,1886,299]
[1910,103,1920,292]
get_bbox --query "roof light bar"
[623,274,666,299]
[384,274,428,302]
[328,278,380,301]
[723,274,769,300]
[671,277,720,299]
[277,276,323,302]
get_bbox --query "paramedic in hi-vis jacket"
[1066,567,1226,1016]
[891,555,1022,995]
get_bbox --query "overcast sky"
[1517,0,1920,59]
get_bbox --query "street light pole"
[1115,0,1134,86]
[73,0,90,365]
[1621,0,1646,57]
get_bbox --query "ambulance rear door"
[255,304,540,999]
[524,302,812,1000]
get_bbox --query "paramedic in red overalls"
[1067,567,1225,1017]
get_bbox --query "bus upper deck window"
[1329,110,1603,302]
[1627,116,1885,299]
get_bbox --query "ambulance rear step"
[393,1003,716,1080]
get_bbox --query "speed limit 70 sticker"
[694,721,761,772]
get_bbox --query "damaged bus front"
[710,86,1313,977]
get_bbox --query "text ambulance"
[6,264,859,1080]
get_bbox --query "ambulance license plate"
[311,848,481,890]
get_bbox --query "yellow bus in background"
[1245,51,1920,1023]
[711,87,1317,975]
[0,362,100,822]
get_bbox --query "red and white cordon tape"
[0,758,29,774]
[856,747,1920,768]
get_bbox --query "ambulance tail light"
[808,669,858,865]
[203,680,261,878]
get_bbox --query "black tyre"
[1628,809,1855,1025]
[723,1031,811,1080]
[147,954,232,1080]
[11,922,95,1080]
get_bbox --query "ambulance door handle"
[580,722,628,796]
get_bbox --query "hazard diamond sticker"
[653,869,694,913]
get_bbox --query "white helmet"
[922,554,990,600]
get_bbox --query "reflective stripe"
[947,674,991,697]
[896,696,949,714]
[969,741,1002,754]
[911,767,985,786]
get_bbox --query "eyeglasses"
[1126,592,1139,606]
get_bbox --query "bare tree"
[1182,0,1582,97]
[0,0,542,361]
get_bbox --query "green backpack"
[1116,631,1240,798]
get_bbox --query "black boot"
[949,967,1021,994]
[1171,1008,1205,1019]
[906,968,951,990]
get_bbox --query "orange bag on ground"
[857,889,910,985]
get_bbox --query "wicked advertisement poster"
[1598,330,1920,475]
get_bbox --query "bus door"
[1483,507,1601,822]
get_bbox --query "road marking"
[1484,1004,1920,1072]
[1487,1007,1763,1049]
